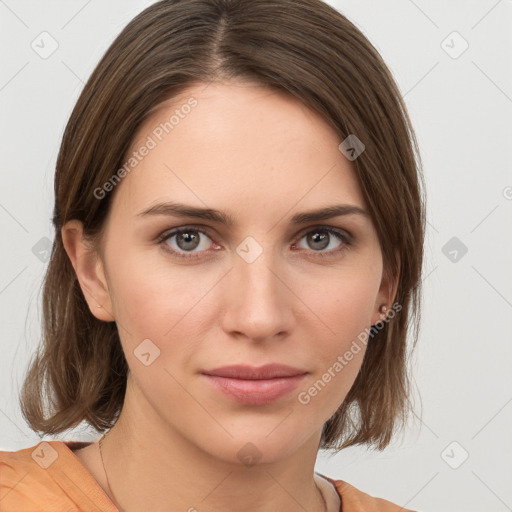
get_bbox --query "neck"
[98,376,334,512]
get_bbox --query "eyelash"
[156,225,352,261]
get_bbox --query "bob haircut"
[20,0,425,451]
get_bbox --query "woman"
[0,0,425,510]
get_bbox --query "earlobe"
[61,220,115,322]
[371,253,400,326]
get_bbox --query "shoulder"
[1,441,56,510]
[321,474,417,512]
[0,440,115,512]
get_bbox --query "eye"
[292,227,351,258]
[158,226,219,260]
[157,225,352,260]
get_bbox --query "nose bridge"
[221,236,292,340]
[236,238,283,307]
[239,249,280,301]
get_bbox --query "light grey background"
[1,1,511,511]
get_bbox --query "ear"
[61,219,115,322]
[370,250,400,325]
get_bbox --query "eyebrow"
[136,201,369,225]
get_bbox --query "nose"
[220,246,295,343]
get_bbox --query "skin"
[62,80,397,512]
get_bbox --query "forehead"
[108,80,366,223]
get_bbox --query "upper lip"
[201,364,308,380]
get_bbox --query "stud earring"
[369,305,388,339]
[96,304,103,308]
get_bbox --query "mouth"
[201,364,308,405]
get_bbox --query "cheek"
[293,268,380,412]
[108,246,210,322]
[105,247,226,383]
[303,264,380,345]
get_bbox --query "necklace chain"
[98,434,328,512]
[99,433,126,512]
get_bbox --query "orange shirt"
[1,441,415,511]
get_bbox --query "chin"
[191,423,315,467]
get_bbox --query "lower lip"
[202,374,307,405]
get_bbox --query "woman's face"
[78,81,393,464]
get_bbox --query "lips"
[201,364,308,405]
[202,364,307,380]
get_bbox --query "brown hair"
[20,0,425,451]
